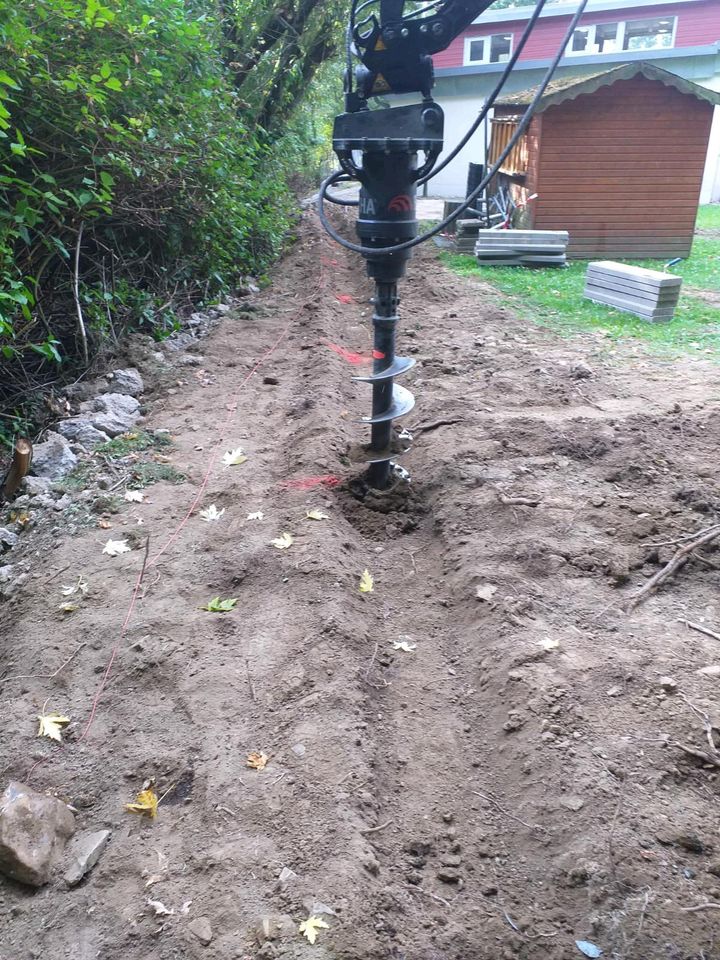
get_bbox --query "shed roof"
[494,62,720,111]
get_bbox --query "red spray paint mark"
[336,294,354,304]
[372,349,386,360]
[325,341,371,366]
[283,475,341,491]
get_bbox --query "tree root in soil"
[626,524,720,610]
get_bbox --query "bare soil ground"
[2,212,720,960]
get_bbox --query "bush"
[0,0,295,425]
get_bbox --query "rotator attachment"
[332,101,444,490]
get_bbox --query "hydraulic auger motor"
[332,102,444,490]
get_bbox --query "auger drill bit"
[352,282,415,489]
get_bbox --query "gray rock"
[64,829,111,886]
[0,565,14,584]
[189,916,213,946]
[56,417,110,449]
[0,528,18,552]
[0,781,75,886]
[31,432,78,480]
[109,368,144,397]
[81,393,140,438]
[21,476,53,497]
[291,743,306,758]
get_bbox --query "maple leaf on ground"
[37,712,71,742]
[147,898,173,916]
[202,597,237,613]
[126,785,159,819]
[222,447,247,466]
[61,576,89,597]
[103,539,131,556]
[359,569,374,593]
[305,509,329,521]
[247,751,269,770]
[539,637,559,651]
[299,916,330,944]
[199,504,225,522]
[391,639,417,653]
[58,602,79,614]
[270,532,293,549]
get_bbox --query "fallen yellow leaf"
[246,751,269,770]
[359,569,374,593]
[299,915,329,944]
[305,509,329,521]
[222,447,247,466]
[37,712,71,742]
[125,785,159,819]
[270,532,293,549]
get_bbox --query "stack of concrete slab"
[474,229,569,266]
[584,261,682,322]
[453,219,483,253]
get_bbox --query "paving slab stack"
[584,261,682,322]
[474,229,569,266]
[453,219,483,253]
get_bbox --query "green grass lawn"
[442,204,720,357]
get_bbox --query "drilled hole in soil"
[336,474,430,540]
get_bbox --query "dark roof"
[494,62,720,111]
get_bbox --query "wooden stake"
[1,438,32,501]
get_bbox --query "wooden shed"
[489,63,720,259]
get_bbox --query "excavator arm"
[351,0,497,102]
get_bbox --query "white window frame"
[565,16,678,57]
[463,32,514,66]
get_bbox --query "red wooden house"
[488,62,720,258]
[424,0,720,202]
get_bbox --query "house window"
[623,17,676,51]
[566,17,676,56]
[465,33,513,66]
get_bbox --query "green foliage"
[442,213,720,357]
[95,429,172,457]
[0,0,338,416]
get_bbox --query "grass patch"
[128,462,186,489]
[697,204,720,232]
[58,462,96,493]
[442,204,720,357]
[96,430,172,458]
[59,429,181,494]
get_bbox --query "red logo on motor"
[388,194,412,214]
